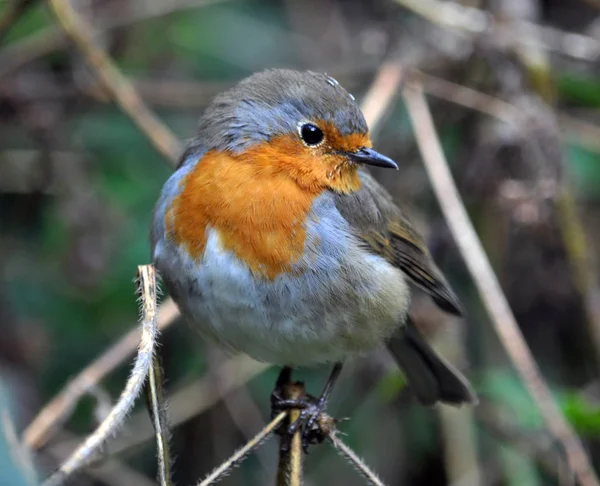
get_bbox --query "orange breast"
[167,134,365,279]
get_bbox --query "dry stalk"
[328,431,387,486]
[46,431,156,486]
[393,0,600,61]
[197,412,287,486]
[22,299,178,450]
[48,0,182,164]
[42,265,159,486]
[402,81,599,486]
[145,353,172,486]
[109,355,269,457]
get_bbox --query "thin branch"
[46,431,156,486]
[22,299,178,450]
[48,0,182,165]
[109,355,269,457]
[360,61,404,132]
[197,412,287,486]
[207,350,272,474]
[42,265,159,486]
[328,431,387,486]
[393,0,600,61]
[402,81,599,486]
[145,353,172,486]
[415,70,522,124]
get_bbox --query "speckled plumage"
[151,69,475,405]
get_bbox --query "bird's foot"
[270,380,336,453]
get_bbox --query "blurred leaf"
[557,73,600,108]
[565,143,600,199]
[480,369,544,430]
[376,369,407,402]
[561,393,600,436]
[3,1,51,44]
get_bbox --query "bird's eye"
[300,123,324,146]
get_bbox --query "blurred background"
[2,0,600,484]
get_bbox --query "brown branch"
[402,81,599,486]
[48,0,182,165]
[360,61,404,131]
[42,265,160,486]
[276,383,304,486]
[22,299,178,450]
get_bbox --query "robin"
[151,69,476,446]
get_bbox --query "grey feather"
[334,169,463,316]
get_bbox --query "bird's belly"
[159,226,410,366]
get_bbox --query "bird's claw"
[270,385,335,453]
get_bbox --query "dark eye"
[300,123,324,146]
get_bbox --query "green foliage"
[561,393,600,437]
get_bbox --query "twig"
[276,383,305,486]
[197,412,287,486]
[145,352,172,486]
[360,61,404,132]
[22,299,178,450]
[328,431,387,486]
[393,0,600,61]
[42,265,159,486]
[415,70,521,124]
[207,350,272,474]
[46,431,156,486]
[402,81,599,486]
[109,355,269,457]
[48,0,182,165]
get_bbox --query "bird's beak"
[347,147,398,170]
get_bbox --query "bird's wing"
[333,169,463,316]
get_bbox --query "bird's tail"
[387,319,476,406]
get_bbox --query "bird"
[151,68,476,444]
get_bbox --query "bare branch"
[48,0,182,165]
[22,299,178,450]
[197,412,287,486]
[360,61,404,132]
[393,0,600,61]
[328,431,387,486]
[402,81,599,486]
[42,265,159,486]
[109,355,269,457]
[46,431,156,486]
[145,354,173,486]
